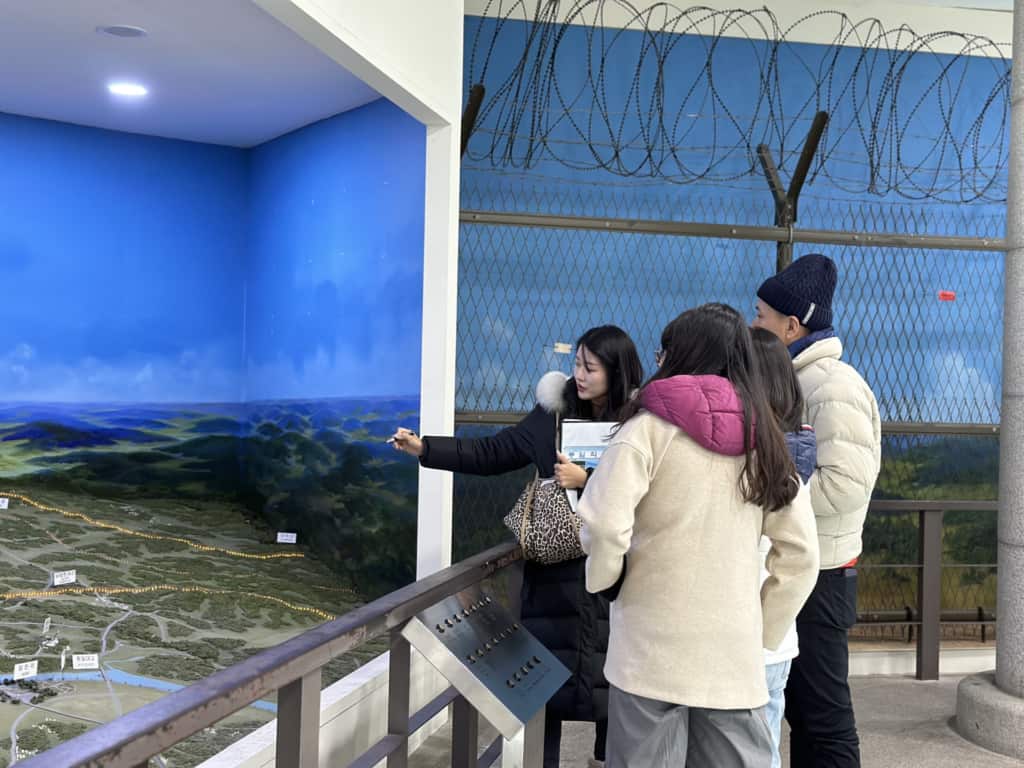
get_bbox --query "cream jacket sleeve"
[760,482,820,649]
[578,441,652,593]
[806,377,880,524]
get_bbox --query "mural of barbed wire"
[465,2,1010,203]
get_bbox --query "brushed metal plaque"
[402,588,570,739]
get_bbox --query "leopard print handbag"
[503,472,585,565]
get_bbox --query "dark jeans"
[785,567,860,768]
[544,714,609,767]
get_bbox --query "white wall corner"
[257,0,466,124]
[417,121,462,579]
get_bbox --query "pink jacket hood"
[640,375,748,456]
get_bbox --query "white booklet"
[560,419,617,511]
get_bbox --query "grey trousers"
[607,685,773,768]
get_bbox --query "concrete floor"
[410,675,1022,767]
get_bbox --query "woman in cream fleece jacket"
[580,304,819,768]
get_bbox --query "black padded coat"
[419,398,610,723]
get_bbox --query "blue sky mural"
[246,98,425,401]
[0,99,424,405]
[0,112,247,403]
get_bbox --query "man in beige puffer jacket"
[753,254,881,768]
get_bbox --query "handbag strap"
[521,409,561,552]
[520,471,539,547]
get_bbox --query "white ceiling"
[0,0,383,147]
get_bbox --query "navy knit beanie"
[756,254,837,331]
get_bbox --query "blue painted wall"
[246,98,425,401]
[0,99,425,405]
[0,112,248,403]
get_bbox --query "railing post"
[276,668,322,768]
[388,627,412,768]
[451,695,478,768]
[499,708,545,768]
[917,508,943,680]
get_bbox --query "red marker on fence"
[938,290,956,302]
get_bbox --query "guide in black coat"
[391,324,645,767]
[397,373,611,765]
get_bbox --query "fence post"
[387,627,412,768]
[756,110,829,272]
[276,668,322,768]
[917,508,943,680]
[461,84,486,157]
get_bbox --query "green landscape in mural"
[0,398,417,766]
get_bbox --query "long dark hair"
[564,325,644,420]
[750,328,804,432]
[621,304,797,511]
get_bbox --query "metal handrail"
[870,499,998,512]
[860,501,998,679]
[17,541,522,768]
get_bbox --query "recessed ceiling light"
[108,82,148,97]
[97,25,148,38]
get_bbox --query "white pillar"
[416,122,461,578]
[996,0,1024,700]
[955,1,1024,758]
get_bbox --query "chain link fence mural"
[453,3,1005,644]
[456,194,1004,424]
